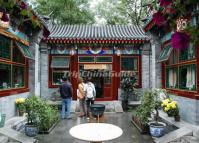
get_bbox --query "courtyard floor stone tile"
[37,112,153,143]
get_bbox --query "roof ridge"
[48,24,149,41]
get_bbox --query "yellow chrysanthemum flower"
[164,107,169,111]
[15,98,25,104]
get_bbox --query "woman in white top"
[85,77,96,119]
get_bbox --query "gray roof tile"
[47,25,148,41]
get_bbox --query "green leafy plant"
[135,90,155,124]
[24,96,40,125]
[120,76,137,101]
[37,101,59,132]
[134,88,168,124]
[24,96,59,131]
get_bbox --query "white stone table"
[69,123,123,143]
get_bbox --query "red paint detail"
[0,88,30,97]
[166,89,199,100]
[161,41,199,100]
[144,20,155,32]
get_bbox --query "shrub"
[24,96,59,131]
[135,90,155,124]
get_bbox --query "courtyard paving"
[37,112,153,143]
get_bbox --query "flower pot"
[122,100,129,111]
[18,110,24,116]
[149,121,166,137]
[174,115,180,122]
[131,116,149,134]
[25,124,38,137]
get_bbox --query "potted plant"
[148,89,167,137]
[24,96,39,137]
[132,90,155,133]
[24,96,59,135]
[120,76,137,111]
[15,98,26,116]
[161,99,180,121]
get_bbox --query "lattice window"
[0,35,11,60]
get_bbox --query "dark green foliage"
[33,0,94,24]
[24,96,59,131]
[120,76,137,101]
[134,89,168,124]
[96,0,148,25]
[135,90,155,124]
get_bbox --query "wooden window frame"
[162,40,199,100]
[0,39,29,97]
[120,55,142,88]
[49,55,71,88]
[95,56,113,63]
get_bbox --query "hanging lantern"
[176,18,188,32]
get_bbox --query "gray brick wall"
[170,95,199,125]
[40,42,58,100]
[196,100,199,125]
[29,31,43,96]
[0,92,29,120]
[142,42,152,90]
[154,40,162,88]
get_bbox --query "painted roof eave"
[45,38,149,44]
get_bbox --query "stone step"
[181,136,199,143]
[0,136,8,143]
[0,127,36,143]
[113,101,123,113]
[48,100,124,112]
[128,101,141,106]
[154,127,192,143]
[5,117,26,128]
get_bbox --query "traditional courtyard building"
[0,1,49,118]
[40,25,151,101]
[144,1,199,125]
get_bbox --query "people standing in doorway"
[77,77,86,117]
[85,77,96,120]
[60,77,73,119]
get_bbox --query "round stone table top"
[69,123,123,142]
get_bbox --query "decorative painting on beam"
[78,46,113,55]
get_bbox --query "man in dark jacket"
[60,77,73,119]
